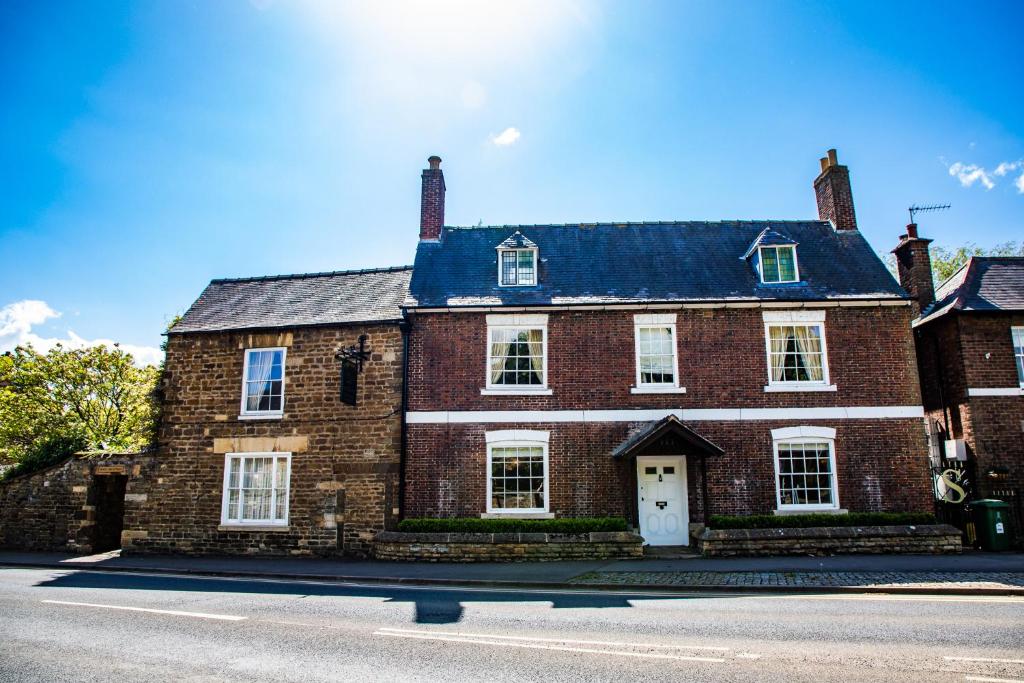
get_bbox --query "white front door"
[637,456,689,546]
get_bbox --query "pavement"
[2,549,1024,594]
[2,565,1023,682]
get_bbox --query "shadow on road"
[29,569,715,625]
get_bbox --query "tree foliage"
[0,344,159,473]
[930,241,1024,284]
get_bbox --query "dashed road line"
[947,657,1024,665]
[376,627,730,651]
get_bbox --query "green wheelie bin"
[971,499,1013,551]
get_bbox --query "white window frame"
[220,451,291,527]
[497,248,538,287]
[482,314,552,395]
[484,430,551,517]
[771,426,839,513]
[758,245,800,284]
[762,310,836,392]
[239,346,287,418]
[1012,326,1024,387]
[631,314,685,394]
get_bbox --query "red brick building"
[894,231,1024,535]
[404,151,933,546]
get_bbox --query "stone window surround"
[220,451,292,529]
[762,310,837,393]
[482,314,552,396]
[631,313,686,394]
[482,429,553,519]
[239,346,287,419]
[771,426,841,514]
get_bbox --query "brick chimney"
[813,148,858,231]
[892,223,936,311]
[419,155,445,241]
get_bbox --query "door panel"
[637,457,688,546]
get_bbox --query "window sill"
[773,508,846,516]
[238,413,285,421]
[480,388,553,396]
[481,512,555,519]
[218,524,291,531]
[763,384,837,393]
[631,386,687,394]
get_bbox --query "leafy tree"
[0,344,159,474]
[930,241,1024,284]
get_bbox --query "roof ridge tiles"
[210,265,413,284]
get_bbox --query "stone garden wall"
[700,524,962,557]
[374,531,644,562]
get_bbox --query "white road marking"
[948,657,1024,665]
[964,677,1024,683]
[373,631,725,663]
[376,626,730,651]
[736,652,763,659]
[41,599,246,621]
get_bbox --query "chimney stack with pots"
[813,148,858,231]
[419,155,445,241]
[892,223,936,312]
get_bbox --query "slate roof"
[497,231,537,249]
[407,221,906,308]
[741,227,798,259]
[171,266,412,334]
[917,257,1024,326]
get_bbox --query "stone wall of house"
[700,524,963,557]
[374,531,643,562]
[405,305,931,522]
[0,452,157,553]
[126,323,404,557]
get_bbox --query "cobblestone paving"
[570,571,1024,589]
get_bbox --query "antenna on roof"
[908,203,950,224]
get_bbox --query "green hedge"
[397,517,628,534]
[1,434,86,482]
[708,512,937,530]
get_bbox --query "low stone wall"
[0,452,156,553]
[699,524,963,557]
[374,531,644,562]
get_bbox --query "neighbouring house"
[894,231,1024,535]
[124,267,412,557]
[403,151,933,547]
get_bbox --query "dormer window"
[759,245,799,283]
[496,231,538,286]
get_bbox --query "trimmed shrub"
[396,517,629,534]
[708,512,937,530]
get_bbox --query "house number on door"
[655,501,668,509]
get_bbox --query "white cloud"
[993,160,1022,177]
[1016,173,1024,194]
[948,162,995,190]
[0,299,163,367]
[491,127,521,146]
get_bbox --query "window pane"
[490,447,545,510]
[769,325,825,384]
[489,327,545,386]
[1013,328,1024,383]
[244,349,284,413]
[517,251,535,284]
[761,248,781,282]
[777,442,834,508]
[778,247,796,281]
[637,326,676,385]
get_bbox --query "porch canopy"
[612,414,724,523]
[611,415,724,460]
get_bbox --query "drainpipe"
[397,316,412,524]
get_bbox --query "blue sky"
[1,1,1022,363]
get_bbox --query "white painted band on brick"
[406,406,925,424]
[771,426,837,440]
[485,429,550,444]
[967,387,1024,396]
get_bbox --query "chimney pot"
[428,155,441,170]
[819,157,829,172]
[906,223,919,239]
[827,148,838,166]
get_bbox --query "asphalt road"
[0,567,1022,682]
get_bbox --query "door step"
[643,545,700,559]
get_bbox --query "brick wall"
[408,306,921,411]
[128,323,404,557]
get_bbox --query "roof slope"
[918,257,1024,325]
[172,266,412,334]
[407,222,905,308]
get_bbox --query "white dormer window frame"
[497,247,538,286]
[758,245,799,284]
